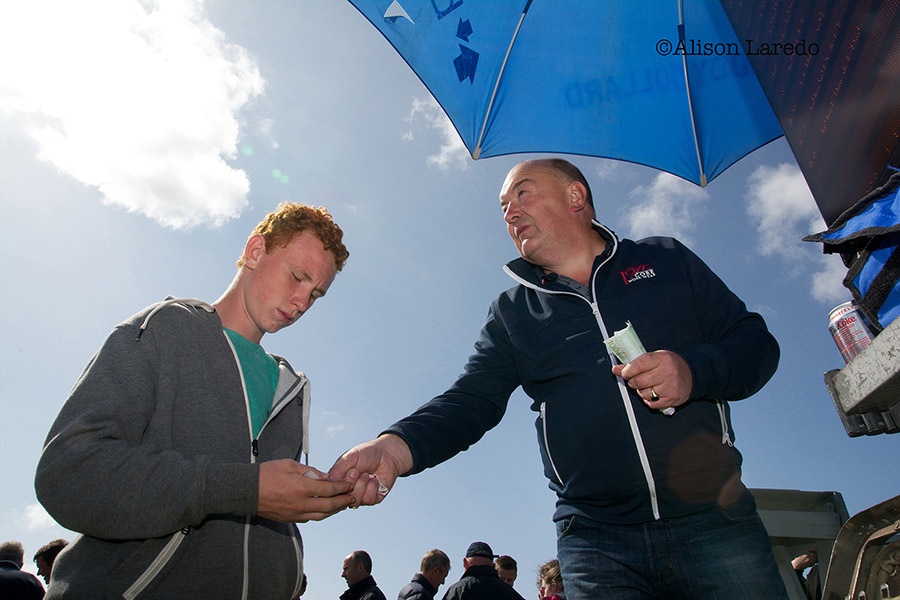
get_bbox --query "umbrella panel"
[348,0,782,187]
[721,0,900,226]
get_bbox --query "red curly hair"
[238,202,349,271]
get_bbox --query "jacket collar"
[341,575,379,600]
[412,573,437,595]
[504,220,619,286]
[461,563,502,579]
[0,560,22,571]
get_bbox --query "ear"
[242,234,267,269]
[567,181,588,213]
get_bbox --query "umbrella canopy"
[721,0,900,227]
[348,0,783,187]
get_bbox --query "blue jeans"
[555,501,789,600]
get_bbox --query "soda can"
[828,301,875,363]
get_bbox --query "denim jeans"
[555,500,789,600]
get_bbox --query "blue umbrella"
[347,0,782,187]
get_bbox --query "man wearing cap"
[441,542,524,600]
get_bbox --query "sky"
[1,1,897,598]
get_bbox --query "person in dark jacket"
[440,542,524,600]
[330,159,788,599]
[33,539,67,586]
[0,541,45,600]
[494,555,518,587]
[341,550,387,600]
[398,549,451,600]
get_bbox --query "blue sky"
[1,1,896,598]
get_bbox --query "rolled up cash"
[604,322,675,416]
[603,321,646,364]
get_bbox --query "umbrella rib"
[677,0,707,187]
[473,0,533,159]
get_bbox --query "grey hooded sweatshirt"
[35,299,310,599]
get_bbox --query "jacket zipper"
[291,531,303,597]
[717,400,733,446]
[221,333,254,600]
[503,224,664,520]
[122,528,190,600]
[257,370,306,597]
[225,336,307,600]
[246,377,306,600]
[540,402,564,484]
[589,301,664,521]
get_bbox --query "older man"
[0,541,45,599]
[331,159,786,599]
[441,542,524,600]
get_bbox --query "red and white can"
[828,301,875,363]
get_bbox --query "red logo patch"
[620,264,656,285]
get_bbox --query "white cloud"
[591,158,648,184]
[24,503,57,530]
[746,164,824,258]
[811,255,852,304]
[325,424,346,436]
[620,172,709,242]
[404,96,470,171]
[0,0,264,229]
[592,159,623,181]
[319,409,346,437]
[745,163,849,304]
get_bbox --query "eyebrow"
[500,177,534,204]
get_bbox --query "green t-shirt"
[224,328,279,438]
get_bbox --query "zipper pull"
[251,439,259,457]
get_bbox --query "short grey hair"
[0,541,25,566]
[421,549,450,572]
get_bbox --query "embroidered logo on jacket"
[619,264,656,285]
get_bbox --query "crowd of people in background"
[4,536,831,600]
[338,541,563,600]
[0,538,68,599]
[3,537,567,600]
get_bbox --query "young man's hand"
[257,459,355,522]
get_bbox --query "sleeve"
[383,299,522,474]
[673,240,780,402]
[34,315,258,540]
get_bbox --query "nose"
[291,289,313,317]
[503,199,520,224]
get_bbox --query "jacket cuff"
[203,462,259,515]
